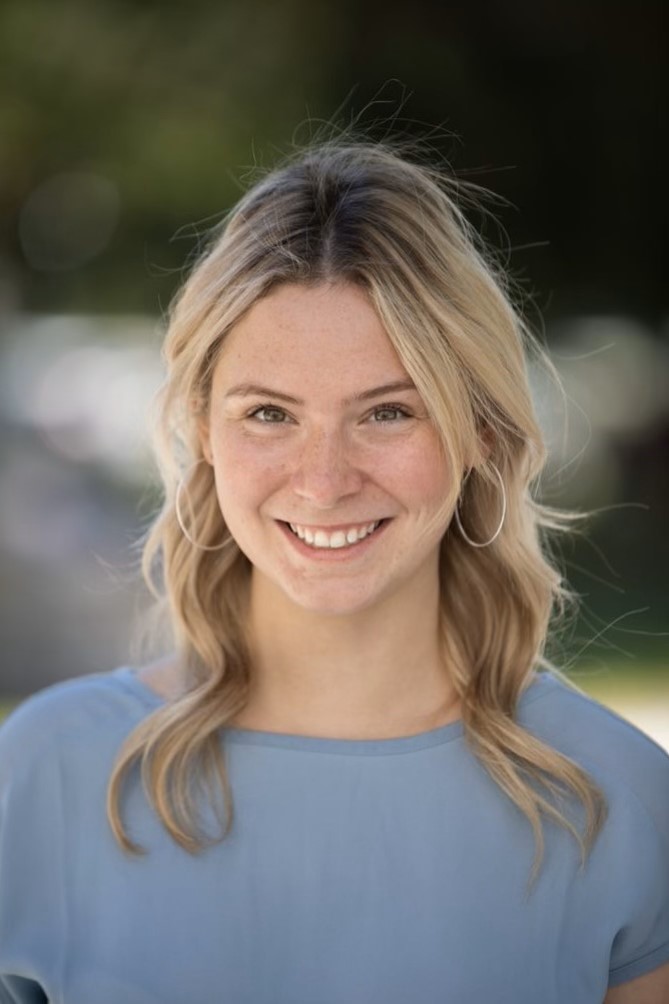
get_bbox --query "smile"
[276,518,390,558]
[288,520,383,548]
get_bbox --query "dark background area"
[0,0,666,708]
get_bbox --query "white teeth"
[288,520,382,548]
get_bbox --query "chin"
[284,582,387,617]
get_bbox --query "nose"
[290,426,364,507]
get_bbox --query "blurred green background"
[0,0,666,744]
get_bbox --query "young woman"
[1,140,667,1004]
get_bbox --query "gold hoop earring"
[175,459,229,552]
[454,461,506,548]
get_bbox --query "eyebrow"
[223,380,418,405]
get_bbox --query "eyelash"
[245,403,413,425]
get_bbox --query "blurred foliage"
[0,0,336,311]
[0,0,666,319]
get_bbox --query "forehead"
[213,282,410,393]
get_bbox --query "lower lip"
[276,519,391,560]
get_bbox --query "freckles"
[404,463,445,496]
[401,447,450,498]
[397,427,446,471]
[214,440,290,493]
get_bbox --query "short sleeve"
[0,700,68,1001]
[605,742,669,987]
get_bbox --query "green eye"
[245,403,412,426]
[249,405,289,423]
[371,405,411,423]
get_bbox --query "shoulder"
[523,670,669,761]
[0,667,157,780]
[521,670,669,825]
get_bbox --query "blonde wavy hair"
[107,136,607,890]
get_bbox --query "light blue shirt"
[1,667,668,1003]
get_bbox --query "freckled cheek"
[209,438,289,514]
[209,431,449,507]
[382,443,451,503]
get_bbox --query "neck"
[232,569,461,739]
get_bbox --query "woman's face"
[199,281,456,616]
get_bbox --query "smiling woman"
[194,282,456,623]
[0,137,667,1004]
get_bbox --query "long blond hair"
[107,137,607,890]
